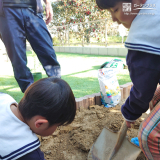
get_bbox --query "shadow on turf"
[63,65,100,77]
[0,68,131,100]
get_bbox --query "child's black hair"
[96,0,132,10]
[19,77,76,126]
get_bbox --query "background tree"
[49,0,119,45]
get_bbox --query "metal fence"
[48,19,128,47]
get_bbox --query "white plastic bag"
[98,58,123,107]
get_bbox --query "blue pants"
[0,7,60,92]
[121,50,160,121]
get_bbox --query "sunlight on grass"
[8,88,21,91]
[0,51,131,101]
[0,85,15,89]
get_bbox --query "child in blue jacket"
[96,0,160,159]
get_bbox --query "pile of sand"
[39,100,147,160]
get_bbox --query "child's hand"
[126,121,135,128]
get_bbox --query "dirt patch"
[39,100,147,160]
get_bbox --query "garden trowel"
[88,121,141,160]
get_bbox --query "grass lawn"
[0,51,131,102]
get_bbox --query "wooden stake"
[95,92,101,105]
[120,84,128,100]
[120,88,123,100]
[83,97,89,109]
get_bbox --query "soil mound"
[40,100,147,160]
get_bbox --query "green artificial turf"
[0,51,131,102]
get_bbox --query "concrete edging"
[53,46,127,56]
[26,44,127,56]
